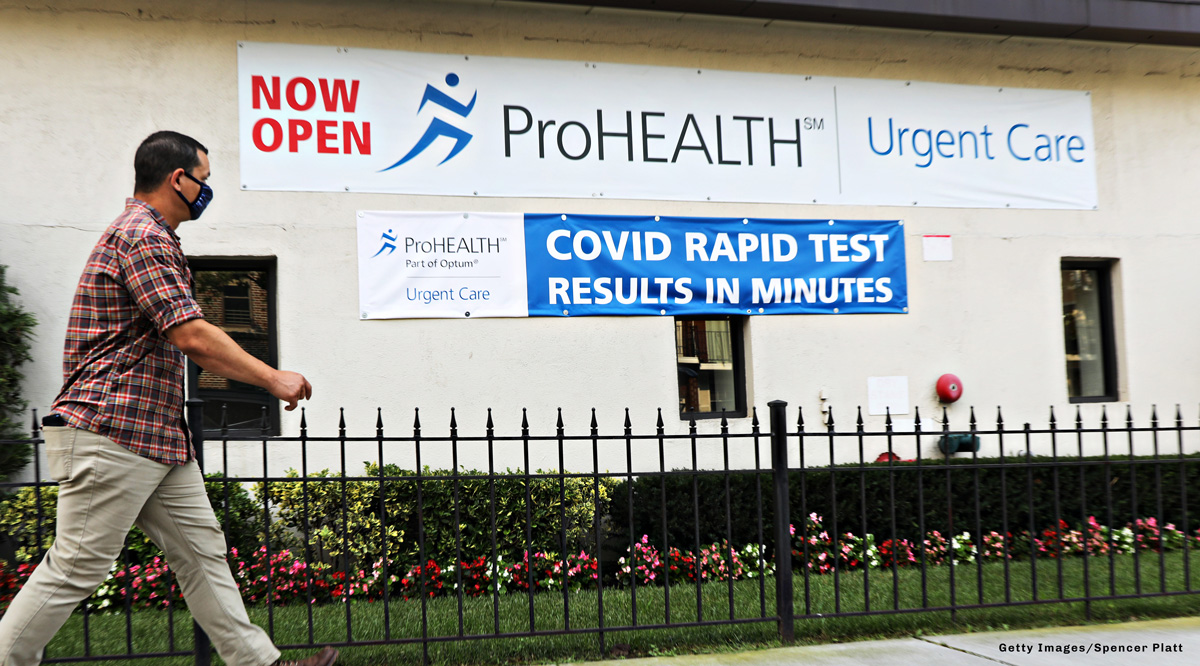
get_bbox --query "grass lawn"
[41,550,1200,665]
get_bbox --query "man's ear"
[168,167,186,192]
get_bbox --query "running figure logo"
[381,73,477,170]
[372,228,398,257]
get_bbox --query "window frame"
[186,256,280,436]
[674,314,748,420]
[1061,259,1119,404]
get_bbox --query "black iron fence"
[0,400,1198,664]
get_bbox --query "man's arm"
[166,318,312,410]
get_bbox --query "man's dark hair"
[134,131,208,193]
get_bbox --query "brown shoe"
[272,646,338,666]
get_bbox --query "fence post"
[186,398,213,666]
[768,400,795,644]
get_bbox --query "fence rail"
[0,400,1197,664]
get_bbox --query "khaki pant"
[0,427,280,666]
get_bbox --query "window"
[187,258,279,435]
[1061,260,1118,402]
[221,284,252,327]
[676,315,746,419]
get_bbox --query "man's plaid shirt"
[51,199,205,465]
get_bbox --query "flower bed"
[1,515,1196,615]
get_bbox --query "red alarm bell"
[936,374,963,403]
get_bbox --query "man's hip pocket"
[42,426,77,482]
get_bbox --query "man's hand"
[269,370,313,411]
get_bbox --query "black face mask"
[176,171,213,220]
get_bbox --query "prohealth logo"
[372,228,398,258]
[381,73,477,170]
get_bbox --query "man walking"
[0,132,336,666]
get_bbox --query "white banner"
[357,211,528,319]
[241,42,1097,210]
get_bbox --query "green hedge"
[255,463,620,572]
[0,474,264,566]
[609,454,1200,553]
[1,465,620,572]
[6,455,1194,571]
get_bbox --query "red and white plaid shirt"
[51,198,205,465]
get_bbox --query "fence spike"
[487,408,494,433]
[751,405,760,430]
[796,405,803,431]
[521,408,529,435]
[376,407,384,432]
[941,406,949,429]
[1176,404,1184,427]
[720,410,728,433]
[1100,405,1108,429]
[969,406,977,429]
[856,406,864,430]
[885,407,893,430]
[30,408,39,436]
[591,408,598,433]
[220,403,229,434]
[1151,404,1159,427]
[1075,405,1083,429]
[656,408,664,434]
[413,407,421,433]
[300,407,307,433]
[1125,404,1134,428]
[913,406,922,432]
[260,406,270,435]
[450,407,458,432]
[996,406,1004,430]
[338,407,346,435]
[688,414,697,434]
[825,407,835,430]
[557,408,564,434]
[623,408,632,434]
[1049,405,1057,429]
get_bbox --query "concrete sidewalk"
[582,616,1199,665]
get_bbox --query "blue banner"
[524,214,907,317]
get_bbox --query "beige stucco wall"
[2,0,1199,475]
